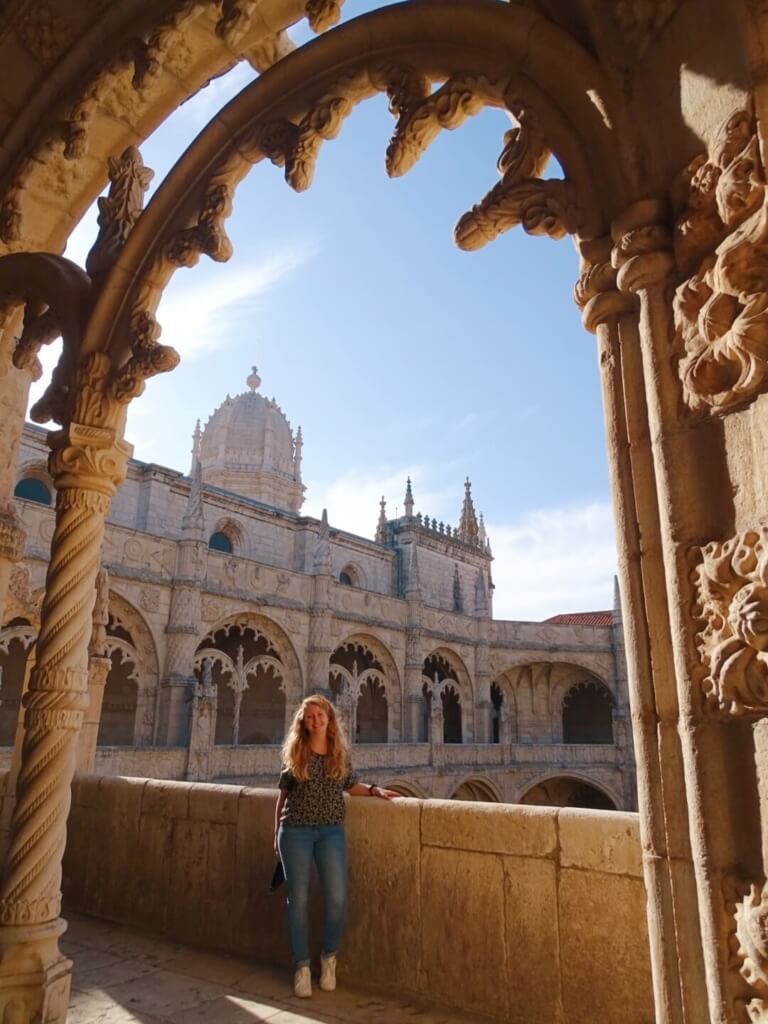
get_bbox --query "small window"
[14,478,52,506]
[339,571,353,586]
[209,531,233,553]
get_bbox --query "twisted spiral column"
[0,422,130,927]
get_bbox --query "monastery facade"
[2,367,634,809]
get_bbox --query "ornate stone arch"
[451,774,502,803]
[330,632,401,743]
[0,618,37,746]
[195,610,302,743]
[515,771,621,811]
[208,516,247,556]
[102,588,161,746]
[421,646,474,743]
[338,561,366,589]
[560,677,615,745]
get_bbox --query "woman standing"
[275,695,399,998]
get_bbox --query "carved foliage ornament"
[673,107,768,414]
[727,876,768,1021]
[692,522,768,715]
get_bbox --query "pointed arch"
[195,611,302,744]
[451,775,502,803]
[516,772,620,811]
[98,589,160,747]
[330,632,401,743]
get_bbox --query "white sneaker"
[294,965,312,998]
[320,954,337,992]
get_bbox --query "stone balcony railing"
[62,777,654,1024]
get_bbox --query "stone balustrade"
[61,776,653,1023]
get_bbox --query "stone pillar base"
[0,918,71,1024]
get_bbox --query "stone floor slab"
[65,913,492,1023]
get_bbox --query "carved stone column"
[186,662,216,783]
[499,702,512,763]
[577,231,698,1024]
[75,658,109,775]
[429,693,443,767]
[0,508,26,625]
[0,398,131,1023]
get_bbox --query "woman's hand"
[273,833,279,856]
[374,787,401,801]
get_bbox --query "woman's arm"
[274,789,287,853]
[347,782,400,801]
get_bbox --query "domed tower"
[198,367,305,512]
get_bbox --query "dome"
[198,367,305,512]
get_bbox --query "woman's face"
[302,702,329,736]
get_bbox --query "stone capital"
[611,199,675,292]
[47,422,133,497]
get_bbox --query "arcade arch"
[421,648,473,744]
[0,4,759,1021]
[194,613,301,744]
[519,773,618,811]
[0,618,36,746]
[562,680,614,744]
[97,591,160,747]
[451,776,501,803]
[329,634,400,743]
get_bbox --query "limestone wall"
[63,776,653,1024]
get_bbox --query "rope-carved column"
[0,355,131,1024]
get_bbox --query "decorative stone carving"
[672,106,768,414]
[691,522,768,715]
[216,0,260,48]
[140,587,160,613]
[455,101,579,250]
[86,147,155,280]
[728,876,768,1021]
[89,568,109,658]
[17,5,72,65]
[305,0,346,33]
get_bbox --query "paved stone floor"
[63,913,482,1024]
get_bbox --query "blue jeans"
[277,824,347,967]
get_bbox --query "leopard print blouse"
[278,752,358,827]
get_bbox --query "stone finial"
[458,477,479,545]
[313,508,332,575]
[453,563,463,613]
[182,456,205,536]
[189,418,201,476]
[294,425,303,483]
[405,542,422,600]
[246,365,262,392]
[404,477,414,518]
[376,496,387,543]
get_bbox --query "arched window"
[209,531,233,553]
[339,571,353,586]
[562,681,614,744]
[14,478,51,505]
[338,564,361,587]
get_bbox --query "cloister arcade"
[0,1,763,1021]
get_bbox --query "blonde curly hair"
[281,695,350,782]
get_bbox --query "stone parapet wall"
[63,776,653,1024]
[94,746,188,780]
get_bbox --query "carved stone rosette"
[0,406,131,926]
[691,522,768,716]
[672,106,768,414]
[728,877,768,1021]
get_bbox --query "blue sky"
[30,6,617,621]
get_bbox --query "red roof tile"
[544,610,613,626]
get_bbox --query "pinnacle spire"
[294,425,303,483]
[182,456,205,536]
[189,418,201,476]
[376,496,387,543]
[313,508,332,574]
[404,477,414,518]
[458,477,479,545]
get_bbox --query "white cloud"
[488,501,617,622]
[156,246,314,360]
